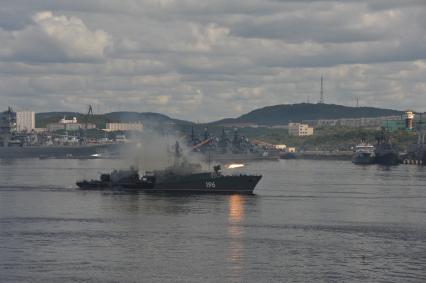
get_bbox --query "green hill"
[36,111,193,128]
[36,103,404,129]
[211,103,402,126]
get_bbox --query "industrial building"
[104,122,144,132]
[303,115,401,128]
[16,111,35,132]
[382,111,420,132]
[288,123,314,136]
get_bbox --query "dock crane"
[84,105,93,130]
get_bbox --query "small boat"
[352,141,375,165]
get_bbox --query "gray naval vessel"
[374,130,400,166]
[0,143,113,159]
[189,127,280,163]
[77,164,261,194]
[77,142,262,194]
[0,107,116,159]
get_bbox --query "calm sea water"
[1,159,426,282]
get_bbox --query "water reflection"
[229,195,244,224]
[227,195,245,279]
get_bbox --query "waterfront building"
[16,111,35,132]
[104,122,144,132]
[59,117,78,124]
[46,116,95,132]
[288,123,314,136]
[275,144,287,150]
[382,111,421,132]
[47,123,65,132]
[303,116,401,128]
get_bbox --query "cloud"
[0,11,112,63]
[0,1,426,121]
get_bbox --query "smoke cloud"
[116,123,208,172]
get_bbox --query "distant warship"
[189,127,279,163]
[0,107,115,159]
[374,131,399,166]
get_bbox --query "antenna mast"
[319,76,324,104]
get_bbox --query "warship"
[77,164,261,194]
[0,107,117,159]
[374,131,400,165]
[189,127,279,163]
[0,143,113,159]
[77,142,262,194]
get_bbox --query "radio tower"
[319,76,324,104]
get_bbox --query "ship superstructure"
[352,141,375,164]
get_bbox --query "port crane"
[84,105,94,130]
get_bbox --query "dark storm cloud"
[0,0,425,121]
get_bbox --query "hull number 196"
[206,181,216,189]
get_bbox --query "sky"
[0,0,425,122]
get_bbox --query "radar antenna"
[319,76,324,104]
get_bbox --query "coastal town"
[1,104,425,165]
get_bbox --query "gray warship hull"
[77,172,262,194]
[352,152,375,165]
[374,145,399,166]
[0,144,115,159]
[374,152,400,166]
[144,173,261,194]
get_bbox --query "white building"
[104,122,144,132]
[288,123,314,136]
[46,116,93,132]
[60,117,78,124]
[16,111,35,132]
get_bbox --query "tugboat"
[352,140,375,164]
[374,130,400,166]
[76,142,262,194]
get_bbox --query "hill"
[36,103,404,129]
[36,111,193,128]
[211,103,402,126]
[104,112,193,126]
